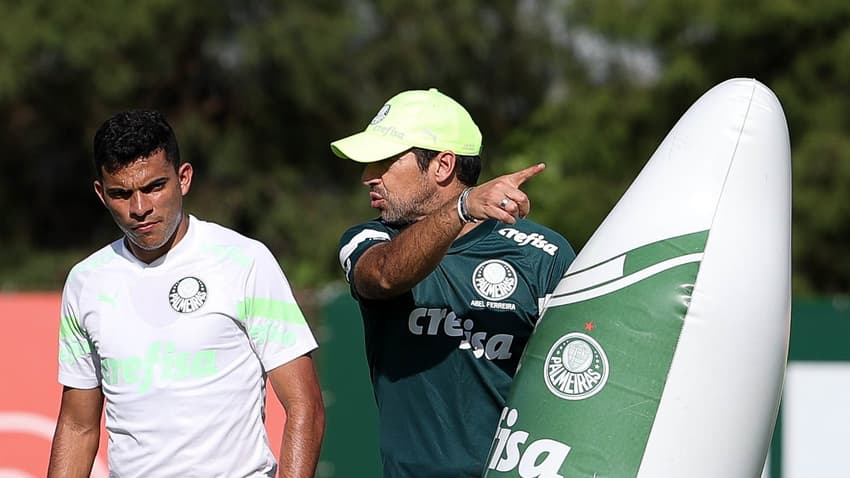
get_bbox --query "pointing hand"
[464,163,545,224]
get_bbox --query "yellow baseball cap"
[331,88,482,163]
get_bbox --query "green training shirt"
[338,218,575,477]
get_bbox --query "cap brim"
[330,131,412,163]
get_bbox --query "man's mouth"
[133,221,157,233]
[369,192,384,208]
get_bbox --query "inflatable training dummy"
[484,78,791,478]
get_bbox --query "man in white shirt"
[48,110,324,477]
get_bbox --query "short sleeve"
[238,244,318,372]
[337,221,392,284]
[57,278,102,389]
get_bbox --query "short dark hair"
[411,147,481,186]
[93,110,180,178]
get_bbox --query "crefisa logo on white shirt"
[169,276,208,313]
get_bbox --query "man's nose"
[361,163,382,185]
[129,192,152,218]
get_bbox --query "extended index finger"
[508,162,546,186]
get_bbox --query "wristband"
[457,187,478,224]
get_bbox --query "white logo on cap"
[370,104,391,125]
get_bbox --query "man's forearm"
[278,402,325,478]
[47,421,100,478]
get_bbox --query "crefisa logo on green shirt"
[544,332,609,400]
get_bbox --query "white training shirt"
[58,216,318,477]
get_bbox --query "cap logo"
[421,128,438,145]
[370,104,391,125]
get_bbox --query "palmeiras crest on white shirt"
[169,276,208,313]
[472,259,518,301]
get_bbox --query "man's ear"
[93,179,107,207]
[178,162,193,196]
[433,151,457,184]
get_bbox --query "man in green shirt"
[333,88,576,477]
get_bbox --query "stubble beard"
[380,178,437,226]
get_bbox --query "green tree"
[0,0,848,296]
[510,0,850,295]
[0,0,579,290]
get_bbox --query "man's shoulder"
[492,219,572,252]
[68,238,124,278]
[339,219,396,248]
[63,238,126,297]
[192,216,269,255]
[193,216,245,241]
[337,220,397,282]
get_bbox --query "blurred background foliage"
[0,0,847,297]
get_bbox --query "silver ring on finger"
[499,197,510,209]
